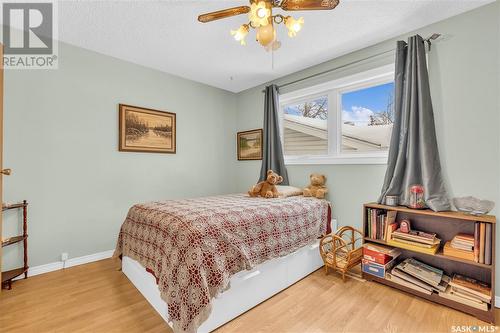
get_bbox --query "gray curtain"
[378,35,450,212]
[259,84,289,184]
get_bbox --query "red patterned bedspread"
[114,194,330,333]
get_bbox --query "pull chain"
[272,47,274,70]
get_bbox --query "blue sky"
[284,82,394,126]
[342,82,394,114]
[342,82,394,126]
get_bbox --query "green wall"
[234,2,499,280]
[2,42,237,269]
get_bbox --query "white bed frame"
[122,240,323,333]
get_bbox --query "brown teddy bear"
[248,170,283,198]
[303,173,328,199]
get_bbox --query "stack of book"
[363,243,401,265]
[474,222,492,265]
[361,243,401,278]
[366,209,397,240]
[439,274,491,311]
[387,229,441,254]
[451,234,474,250]
[387,258,450,295]
[443,233,474,261]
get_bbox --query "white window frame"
[279,64,395,165]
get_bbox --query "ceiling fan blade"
[198,6,251,23]
[281,0,340,11]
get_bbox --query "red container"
[363,247,393,265]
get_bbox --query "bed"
[115,194,331,333]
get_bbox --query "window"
[283,95,328,156]
[279,65,394,165]
[340,82,394,153]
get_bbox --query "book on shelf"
[391,267,434,292]
[450,241,473,251]
[384,213,398,242]
[391,261,450,293]
[389,237,437,249]
[470,222,492,265]
[436,274,452,293]
[450,234,474,251]
[386,238,439,255]
[439,286,488,311]
[372,209,377,239]
[443,241,475,261]
[451,287,491,304]
[363,208,372,238]
[474,223,480,262]
[391,229,440,245]
[398,258,443,287]
[383,211,397,240]
[479,223,485,264]
[449,274,491,302]
[366,208,397,241]
[362,243,401,265]
[386,272,432,295]
[484,223,492,265]
[454,233,475,244]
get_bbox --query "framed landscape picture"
[237,129,263,161]
[119,104,176,153]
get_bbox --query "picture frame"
[119,104,176,154]
[237,129,263,161]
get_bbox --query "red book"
[363,248,392,265]
[362,244,401,265]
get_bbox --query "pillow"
[276,185,303,198]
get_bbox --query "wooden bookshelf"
[365,203,496,224]
[362,203,496,323]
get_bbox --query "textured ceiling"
[58,0,493,92]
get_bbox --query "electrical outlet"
[61,252,68,261]
[331,218,338,233]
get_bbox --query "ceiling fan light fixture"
[198,0,340,50]
[230,24,250,45]
[256,21,276,47]
[249,1,271,27]
[285,16,304,37]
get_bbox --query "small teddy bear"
[248,170,283,198]
[303,173,328,199]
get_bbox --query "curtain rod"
[261,33,441,93]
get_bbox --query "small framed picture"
[237,129,263,161]
[119,104,176,154]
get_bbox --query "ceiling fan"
[198,0,340,51]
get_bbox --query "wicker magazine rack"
[320,226,363,281]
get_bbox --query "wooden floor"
[0,259,498,333]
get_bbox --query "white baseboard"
[10,249,500,309]
[65,250,114,269]
[13,249,114,280]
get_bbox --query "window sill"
[284,155,388,165]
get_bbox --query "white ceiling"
[58,0,493,93]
